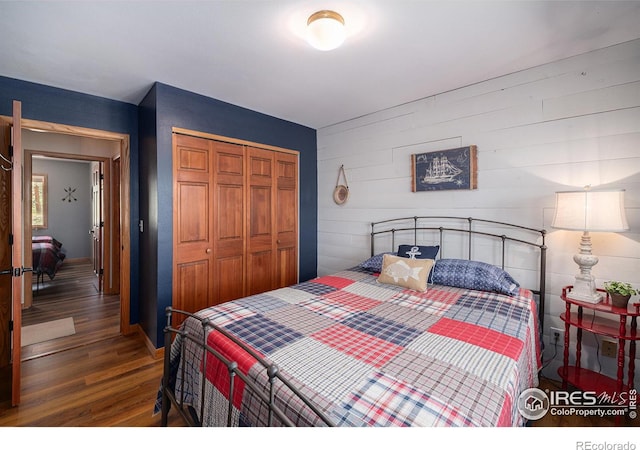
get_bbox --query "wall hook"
[333,164,349,205]
[0,153,12,171]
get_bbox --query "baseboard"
[134,324,164,360]
[63,257,92,264]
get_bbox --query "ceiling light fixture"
[306,10,346,51]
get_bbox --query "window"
[32,173,47,229]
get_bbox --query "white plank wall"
[316,39,640,386]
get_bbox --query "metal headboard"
[370,216,547,328]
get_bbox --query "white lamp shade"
[552,189,629,232]
[306,10,346,51]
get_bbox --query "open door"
[11,101,24,406]
[91,161,103,292]
[0,113,13,402]
[0,100,25,406]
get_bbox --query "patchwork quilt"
[156,267,540,427]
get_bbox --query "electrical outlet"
[601,340,617,358]
[550,327,564,343]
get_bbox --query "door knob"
[206,248,212,254]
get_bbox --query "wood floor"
[0,259,184,426]
[0,260,632,427]
[21,259,120,361]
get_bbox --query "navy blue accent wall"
[0,76,318,350]
[141,83,318,348]
[138,85,159,344]
[0,75,141,324]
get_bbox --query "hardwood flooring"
[0,260,633,429]
[21,259,120,361]
[0,259,184,427]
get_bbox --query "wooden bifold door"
[172,131,298,322]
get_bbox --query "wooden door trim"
[0,116,133,336]
[24,153,33,304]
[18,118,128,142]
[23,151,113,307]
[172,127,299,156]
[11,101,23,406]
[119,136,131,334]
[111,158,121,295]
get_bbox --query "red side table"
[559,285,639,403]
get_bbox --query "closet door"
[172,129,299,314]
[275,152,298,288]
[212,141,245,304]
[246,147,275,295]
[172,134,214,322]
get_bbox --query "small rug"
[21,317,76,346]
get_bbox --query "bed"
[32,235,66,291]
[156,216,547,427]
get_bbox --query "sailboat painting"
[411,146,477,192]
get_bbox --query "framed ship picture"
[411,145,477,192]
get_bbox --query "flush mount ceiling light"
[306,10,346,51]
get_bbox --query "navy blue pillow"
[397,245,440,260]
[358,252,396,272]
[431,259,520,296]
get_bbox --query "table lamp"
[551,187,629,303]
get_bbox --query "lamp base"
[568,232,602,304]
[569,275,603,304]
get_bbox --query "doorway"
[22,151,116,359]
[20,120,131,332]
[23,134,119,305]
[0,112,131,406]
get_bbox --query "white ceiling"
[2,1,640,130]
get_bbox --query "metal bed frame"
[160,307,336,427]
[161,215,547,427]
[370,216,547,328]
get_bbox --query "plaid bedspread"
[32,241,65,279]
[156,267,540,427]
